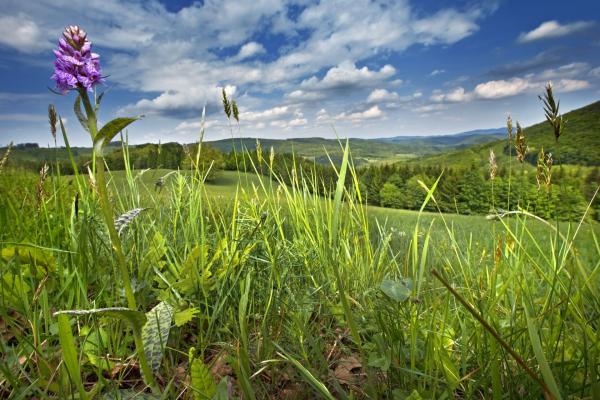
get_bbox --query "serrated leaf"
[54,308,147,332]
[380,277,412,302]
[174,307,200,327]
[142,301,174,373]
[74,95,89,132]
[94,116,142,152]
[190,357,216,400]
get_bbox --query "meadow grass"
[1,143,599,399]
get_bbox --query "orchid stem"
[80,88,158,392]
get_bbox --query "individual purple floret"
[51,26,103,93]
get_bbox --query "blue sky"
[0,0,599,146]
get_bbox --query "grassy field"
[108,168,600,265]
[2,160,598,399]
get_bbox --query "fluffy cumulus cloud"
[431,87,473,102]
[10,0,600,141]
[518,20,595,43]
[0,0,493,126]
[300,62,396,91]
[0,14,51,53]
[430,62,593,105]
[335,105,384,122]
[474,78,531,99]
[367,89,399,103]
[235,42,266,60]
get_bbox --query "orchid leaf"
[74,95,89,132]
[94,116,142,153]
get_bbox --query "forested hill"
[407,100,600,168]
[205,131,504,164]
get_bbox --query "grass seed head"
[506,115,513,142]
[0,142,13,173]
[538,82,564,142]
[232,99,239,122]
[536,147,553,192]
[48,104,58,140]
[222,88,231,119]
[489,149,497,180]
[514,122,527,163]
[36,163,49,207]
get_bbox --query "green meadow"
[1,153,599,399]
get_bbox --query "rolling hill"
[405,100,600,168]
[205,129,504,165]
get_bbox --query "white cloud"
[269,117,307,129]
[241,105,292,122]
[412,9,479,45]
[590,67,600,78]
[474,78,531,99]
[0,14,50,53]
[552,79,590,92]
[121,84,237,116]
[431,87,473,102]
[367,89,399,103]
[300,61,396,91]
[0,0,500,140]
[538,62,589,80]
[263,1,486,84]
[335,105,383,122]
[286,90,326,102]
[431,67,592,104]
[236,41,266,60]
[518,20,595,43]
[430,69,445,76]
[288,118,308,127]
[414,104,447,114]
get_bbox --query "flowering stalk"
[51,26,157,392]
[79,83,158,394]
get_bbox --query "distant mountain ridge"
[204,128,506,165]
[375,128,505,142]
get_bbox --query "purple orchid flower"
[51,26,103,93]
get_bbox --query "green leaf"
[74,95,89,132]
[1,272,31,308]
[142,301,174,373]
[190,357,217,400]
[143,231,167,271]
[174,307,200,327]
[82,327,113,370]
[380,277,412,302]
[1,245,56,271]
[213,378,229,400]
[57,314,88,400]
[54,307,147,332]
[94,116,142,153]
[524,300,562,400]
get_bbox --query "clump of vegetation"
[0,27,598,400]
